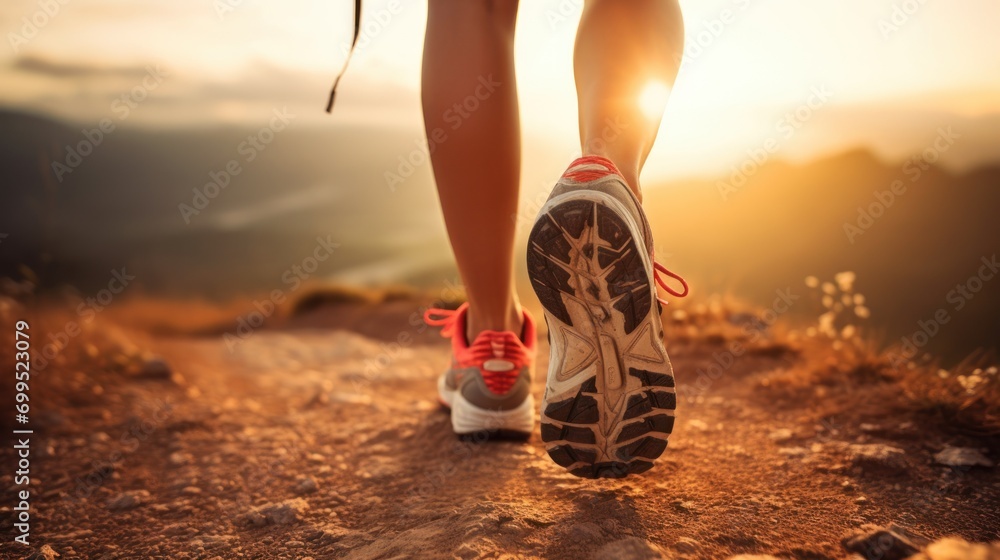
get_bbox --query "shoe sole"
[438,375,536,437]
[527,190,675,478]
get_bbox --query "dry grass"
[899,351,1000,436]
[78,282,433,337]
[682,275,1000,437]
[288,283,424,315]
[662,293,801,357]
[102,295,264,335]
[765,307,1000,437]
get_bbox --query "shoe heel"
[450,392,535,437]
[529,190,676,478]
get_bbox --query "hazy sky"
[3,0,999,179]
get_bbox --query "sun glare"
[639,81,671,120]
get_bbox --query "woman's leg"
[422,0,522,339]
[575,0,684,201]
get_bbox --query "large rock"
[778,446,810,457]
[842,525,924,560]
[768,428,794,443]
[593,537,664,560]
[106,490,150,511]
[135,357,173,379]
[845,443,907,470]
[910,537,1000,560]
[27,545,60,560]
[243,498,309,527]
[933,447,994,468]
[294,476,319,495]
[570,522,603,541]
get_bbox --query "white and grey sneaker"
[424,303,537,437]
[527,155,688,478]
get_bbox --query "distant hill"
[0,109,452,297]
[640,149,1000,363]
[0,108,997,362]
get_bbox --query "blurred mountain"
[642,149,1000,362]
[0,108,997,361]
[0,109,453,297]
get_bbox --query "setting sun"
[639,81,672,120]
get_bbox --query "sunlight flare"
[639,81,671,120]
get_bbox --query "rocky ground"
[0,296,998,559]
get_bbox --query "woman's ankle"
[581,150,642,202]
[465,300,524,341]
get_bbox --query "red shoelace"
[424,304,529,394]
[424,305,529,360]
[423,305,466,339]
[653,261,689,307]
[563,156,691,306]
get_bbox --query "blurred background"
[1,0,998,363]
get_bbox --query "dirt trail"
[2,303,998,559]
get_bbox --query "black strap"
[325,0,362,113]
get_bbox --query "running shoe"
[526,155,688,478]
[424,303,537,437]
